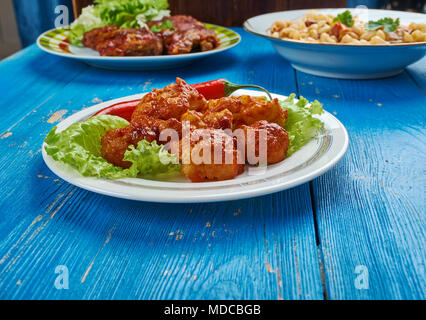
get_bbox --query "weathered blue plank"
[406,57,426,93]
[0,187,322,300]
[296,70,426,299]
[0,29,324,300]
[0,46,88,134]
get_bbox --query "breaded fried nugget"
[181,109,233,130]
[131,77,207,122]
[101,116,181,168]
[173,129,244,182]
[239,120,290,164]
[101,78,290,182]
[208,96,288,127]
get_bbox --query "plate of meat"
[37,15,240,70]
[42,78,348,203]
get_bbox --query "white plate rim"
[42,90,349,203]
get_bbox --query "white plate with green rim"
[37,24,240,70]
[42,89,349,203]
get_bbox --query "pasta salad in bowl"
[244,8,426,79]
[270,10,425,45]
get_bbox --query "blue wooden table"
[0,28,425,300]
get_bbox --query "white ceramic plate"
[244,9,426,79]
[37,24,240,70]
[42,89,349,203]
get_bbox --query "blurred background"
[1,0,425,59]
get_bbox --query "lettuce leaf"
[95,0,169,27]
[69,0,170,46]
[280,94,324,156]
[69,5,105,46]
[44,115,180,179]
[123,140,181,179]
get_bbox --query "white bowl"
[243,9,426,79]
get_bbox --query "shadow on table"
[70,184,312,244]
[295,68,422,104]
[31,50,240,86]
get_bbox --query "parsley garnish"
[365,18,400,33]
[333,10,354,27]
[151,19,174,33]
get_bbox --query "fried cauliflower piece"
[102,78,205,169]
[181,109,233,130]
[131,77,207,122]
[239,120,290,164]
[101,78,290,182]
[207,96,288,127]
[101,116,181,168]
[172,129,244,182]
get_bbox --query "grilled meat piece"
[82,26,121,50]
[150,15,219,55]
[82,26,163,56]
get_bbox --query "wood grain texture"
[296,70,426,299]
[0,46,88,134]
[0,29,325,299]
[1,27,424,300]
[72,0,93,19]
[406,57,426,93]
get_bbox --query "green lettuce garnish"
[95,0,169,27]
[123,140,180,179]
[69,0,170,46]
[44,115,180,179]
[151,19,174,33]
[280,94,324,156]
[69,5,105,46]
[333,10,354,27]
[365,17,400,33]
